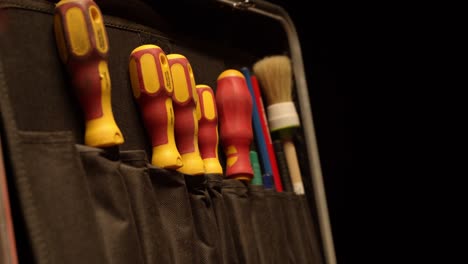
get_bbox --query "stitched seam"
[206,179,223,184]
[221,186,247,190]
[0,0,53,14]
[0,0,173,41]
[105,21,171,40]
[17,131,73,144]
[120,158,146,162]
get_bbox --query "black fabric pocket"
[279,192,310,263]
[264,190,293,264]
[119,150,172,264]
[77,145,145,264]
[185,175,222,264]
[299,195,324,264]
[222,179,260,264]
[13,131,109,264]
[147,166,195,264]
[206,174,239,264]
[248,185,274,264]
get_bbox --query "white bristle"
[253,55,292,105]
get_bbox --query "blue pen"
[241,67,274,190]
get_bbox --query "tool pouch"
[206,174,239,264]
[221,179,260,264]
[0,0,325,263]
[185,174,222,264]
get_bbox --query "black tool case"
[0,0,335,263]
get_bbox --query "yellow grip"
[167,54,205,175]
[54,0,109,61]
[54,0,124,147]
[129,45,182,169]
[84,61,124,147]
[196,84,222,175]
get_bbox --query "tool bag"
[0,0,325,263]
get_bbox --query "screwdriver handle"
[196,84,223,175]
[216,70,253,181]
[129,45,182,169]
[167,54,205,175]
[54,0,123,147]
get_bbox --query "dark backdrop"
[266,1,343,263]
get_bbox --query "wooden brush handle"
[283,139,304,194]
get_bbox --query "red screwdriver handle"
[216,70,253,181]
[54,0,123,147]
[167,54,205,175]
[196,84,223,175]
[129,45,182,169]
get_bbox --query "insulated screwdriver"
[167,54,205,175]
[129,45,182,169]
[54,0,124,147]
[216,69,253,181]
[195,84,223,175]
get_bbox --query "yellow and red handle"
[54,0,123,147]
[216,70,253,181]
[196,84,223,175]
[129,45,182,169]
[167,54,205,175]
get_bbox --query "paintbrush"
[253,55,304,194]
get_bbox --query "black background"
[266,1,343,263]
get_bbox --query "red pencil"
[251,76,283,192]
